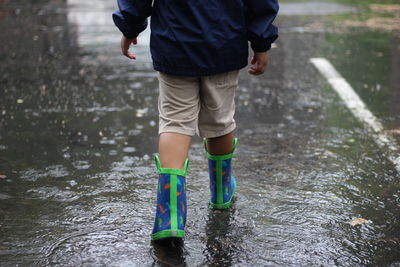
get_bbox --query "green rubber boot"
[151,155,189,240]
[204,138,237,209]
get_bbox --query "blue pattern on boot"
[151,173,187,239]
[208,159,217,204]
[222,158,234,203]
[152,174,172,235]
[208,157,236,208]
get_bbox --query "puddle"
[0,0,399,266]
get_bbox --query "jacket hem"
[153,61,247,77]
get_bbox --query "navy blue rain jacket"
[113,0,278,76]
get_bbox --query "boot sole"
[151,229,185,240]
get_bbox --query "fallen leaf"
[369,4,400,13]
[135,108,148,118]
[324,150,336,156]
[350,218,370,226]
[384,129,400,136]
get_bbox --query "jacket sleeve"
[112,0,153,39]
[245,0,279,52]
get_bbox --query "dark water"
[0,0,399,266]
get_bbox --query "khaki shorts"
[157,70,239,138]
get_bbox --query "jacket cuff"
[250,41,271,52]
[250,33,279,52]
[123,32,138,39]
[112,12,140,39]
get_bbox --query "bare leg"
[206,131,234,155]
[159,132,192,170]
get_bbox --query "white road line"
[310,57,400,174]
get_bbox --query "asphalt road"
[0,0,399,266]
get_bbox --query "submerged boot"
[204,138,237,209]
[151,156,189,240]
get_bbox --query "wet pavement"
[1,0,400,266]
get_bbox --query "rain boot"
[204,138,237,209]
[151,155,189,240]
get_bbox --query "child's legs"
[159,133,191,170]
[198,70,239,155]
[206,132,234,155]
[157,72,200,169]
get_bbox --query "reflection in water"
[204,207,236,266]
[279,2,357,16]
[67,0,151,66]
[150,239,186,267]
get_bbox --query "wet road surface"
[1,0,400,266]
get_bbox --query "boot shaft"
[151,155,189,240]
[204,138,237,209]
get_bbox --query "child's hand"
[248,52,268,75]
[120,36,138,60]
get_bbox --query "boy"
[113,0,278,241]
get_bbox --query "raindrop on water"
[123,147,136,153]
